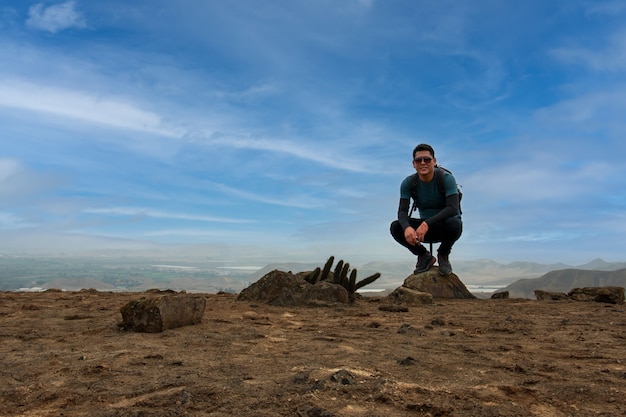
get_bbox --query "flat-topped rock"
[120,293,206,332]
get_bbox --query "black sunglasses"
[414,157,433,164]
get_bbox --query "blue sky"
[1,0,625,265]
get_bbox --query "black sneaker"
[414,252,436,274]
[437,252,452,275]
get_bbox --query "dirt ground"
[1,290,625,417]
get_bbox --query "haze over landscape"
[1,1,626,269]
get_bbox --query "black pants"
[389,217,462,257]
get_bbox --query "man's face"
[412,150,436,176]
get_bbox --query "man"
[390,144,462,275]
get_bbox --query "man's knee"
[390,220,401,235]
[444,217,463,239]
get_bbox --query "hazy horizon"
[1,244,623,268]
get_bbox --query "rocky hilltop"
[1,268,625,416]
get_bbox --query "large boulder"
[403,267,475,299]
[237,270,350,306]
[120,293,206,333]
[568,287,625,304]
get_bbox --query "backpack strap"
[409,173,419,214]
[435,167,446,198]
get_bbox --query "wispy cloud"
[0,158,62,202]
[26,1,86,33]
[584,1,626,17]
[0,211,33,229]
[206,134,373,174]
[533,87,626,132]
[207,181,331,210]
[0,157,20,182]
[551,29,626,72]
[0,79,179,137]
[84,207,254,224]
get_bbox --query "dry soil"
[1,290,625,417]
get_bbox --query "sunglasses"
[414,157,433,164]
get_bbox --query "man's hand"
[415,222,429,243]
[404,227,418,246]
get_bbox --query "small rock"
[330,369,354,385]
[491,291,509,299]
[397,323,412,334]
[535,290,569,301]
[398,356,416,366]
[431,317,445,326]
[293,372,309,384]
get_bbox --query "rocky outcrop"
[387,287,433,305]
[534,287,624,304]
[402,268,475,299]
[491,291,509,299]
[568,286,624,304]
[120,293,206,333]
[534,290,570,301]
[237,270,350,306]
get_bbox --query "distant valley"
[1,255,625,299]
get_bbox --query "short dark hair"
[413,143,435,158]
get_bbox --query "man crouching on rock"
[390,143,462,275]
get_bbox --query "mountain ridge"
[501,268,626,299]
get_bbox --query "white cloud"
[0,158,21,182]
[0,158,59,202]
[551,30,626,72]
[207,135,373,174]
[463,157,614,208]
[0,79,179,137]
[0,211,33,229]
[356,0,375,9]
[584,1,626,17]
[83,207,254,224]
[208,181,330,209]
[26,1,86,33]
[533,88,626,134]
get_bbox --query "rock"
[568,287,625,304]
[491,291,509,299]
[397,356,416,366]
[402,268,475,299]
[330,369,355,385]
[237,270,349,306]
[120,293,206,333]
[387,287,433,305]
[534,290,569,301]
[534,287,625,304]
[307,281,351,305]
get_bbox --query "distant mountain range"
[500,268,626,299]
